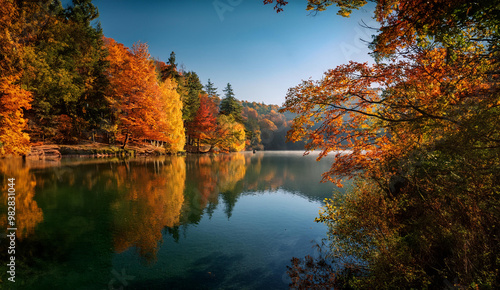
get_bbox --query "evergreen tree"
[205,79,220,109]
[205,79,218,97]
[182,71,204,122]
[220,83,242,123]
[222,83,235,99]
[168,51,176,68]
[161,51,180,80]
[65,0,99,25]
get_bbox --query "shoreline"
[22,142,176,160]
[2,143,308,160]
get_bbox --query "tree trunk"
[122,133,129,149]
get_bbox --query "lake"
[0,151,341,289]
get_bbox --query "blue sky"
[91,0,377,106]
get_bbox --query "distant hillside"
[241,101,307,150]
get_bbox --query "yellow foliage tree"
[216,115,246,152]
[159,78,185,153]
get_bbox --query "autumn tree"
[278,0,500,288]
[105,38,152,146]
[265,0,368,16]
[241,107,261,150]
[203,115,246,153]
[186,94,218,152]
[104,37,185,152]
[158,78,186,154]
[217,115,246,152]
[154,59,186,153]
[240,102,295,150]
[0,0,33,156]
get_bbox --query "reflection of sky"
[86,0,377,105]
[244,151,344,201]
[113,190,327,289]
[108,152,339,288]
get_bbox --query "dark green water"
[0,151,340,289]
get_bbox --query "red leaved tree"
[186,94,217,152]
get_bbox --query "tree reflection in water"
[0,152,337,288]
[0,158,43,240]
[111,157,186,264]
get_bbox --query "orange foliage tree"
[104,37,185,152]
[0,0,32,156]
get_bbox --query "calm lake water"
[0,151,341,289]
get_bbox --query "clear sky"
[91,0,377,106]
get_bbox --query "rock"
[26,145,61,160]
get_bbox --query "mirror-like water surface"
[0,151,340,289]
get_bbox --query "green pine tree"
[182,71,204,122]
[205,79,220,109]
[220,83,242,123]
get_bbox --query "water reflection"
[112,157,186,263]
[0,152,337,289]
[0,158,43,240]
[183,153,247,223]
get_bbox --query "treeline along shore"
[0,0,306,158]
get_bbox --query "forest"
[0,0,300,157]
